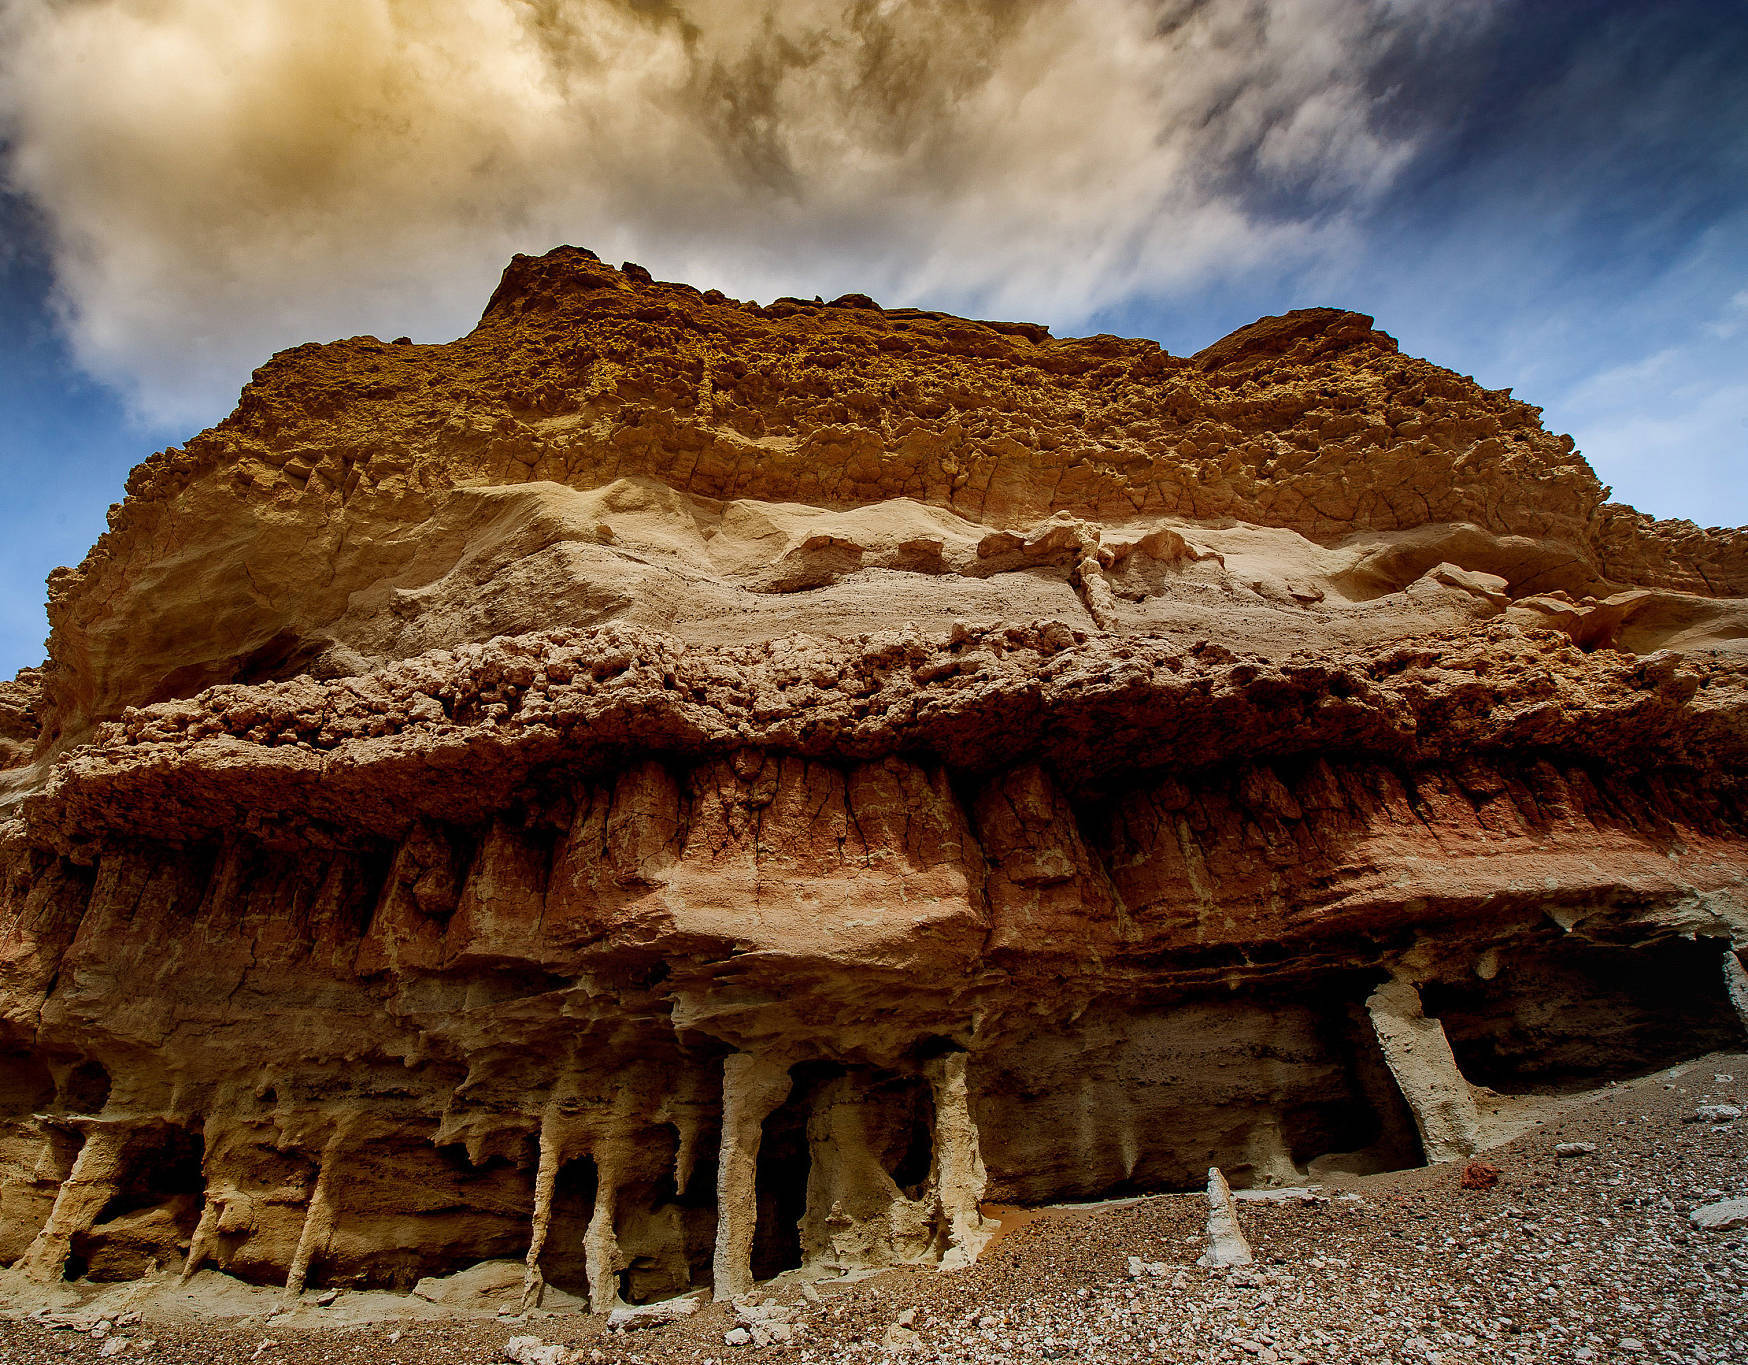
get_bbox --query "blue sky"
[1,0,1745,678]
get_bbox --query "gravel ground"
[3,1052,1743,1365]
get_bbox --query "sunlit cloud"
[0,0,1487,423]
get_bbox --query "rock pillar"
[1197,1166,1254,1267]
[180,1192,221,1283]
[711,1052,792,1301]
[584,1156,624,1313]
[18,1123,128,1282]
[1366,976,1484,1163]
[1723,949,1748,1035]
[519,1106,562,1312]
[925,1051,994,1272]
[282,1130,345,1301]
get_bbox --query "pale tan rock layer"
[1,247,1746,1308]
[27,245,1748,756]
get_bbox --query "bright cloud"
[0,0,1485,422]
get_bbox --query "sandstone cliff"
[1,247,1745,1310]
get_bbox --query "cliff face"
[2,247,1746,1310]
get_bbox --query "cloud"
[0,0,1484,423]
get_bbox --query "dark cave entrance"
[1421,935,1748,1095]
[0,1049,55,1116]
[60,1059,111,1115]
[70,1122,207,1282]
[877,1073,936,1199]
[1273,994,1427,1182]
[751,1065,826,1283]
[538,1153,599,1297]
[967,981,1428,1206]
[613,1121,724,1306]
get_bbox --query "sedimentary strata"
[1,247,1745,1310]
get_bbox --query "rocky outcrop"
[2,247,1746,1309]
[0,669,41,772]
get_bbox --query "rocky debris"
[880,1307,922,1353]
[1555,1141,1598,1157]
[1197,1168,1254,1268]
[1689,1105,1743,1124]
[1460,1160,1503,1190]
[605,1293,702,1331]
[501,1336,573,1365]
[727,1299,801,1347]
[1690,1197,1748,1232]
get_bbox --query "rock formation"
[1,246,1746,1309]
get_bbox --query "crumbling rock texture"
[2,247,1746,1312]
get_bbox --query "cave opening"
[1295,998,1425,1179]
[751,1066,825,1283]
[60,1060,111,1115]
[538,1153,598,1297]
[873,1073,936,1199]
[0,1049,56,1116]
[969,983,1428,1205]
[73,1123,207,1281]
[1422,935,1748,1095]
[616,1123,711,1306]
[101,1124,205,1221]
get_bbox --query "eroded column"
[282,1129,346,1301]
[180,1193,221,1283]
[711,1052,792,1301]
[583,1156,623,1313]
[925,1051,994,1272]
[520,1106,563,1312]
[179,1114,224,1283]
[1366,976,1483,1164]
[1724,949,1748,1034]
[18,1123,128,1282]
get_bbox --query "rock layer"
[2,247,1746,1307]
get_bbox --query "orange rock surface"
[0,247,1744,1309]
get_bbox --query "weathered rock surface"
[1,246,1746,1311]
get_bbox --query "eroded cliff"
[1,247,1746,1312]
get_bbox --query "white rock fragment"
[1235,1186,1328,1204]
[1690,1197,1748,1232]
[723,1325,752,1346]
[607,1293,704,1331]
[503,1337,573,1365]
[1554,1142,1597,1157]
[1692,1104,1742,1124]
[1197,1167,1254,1268]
